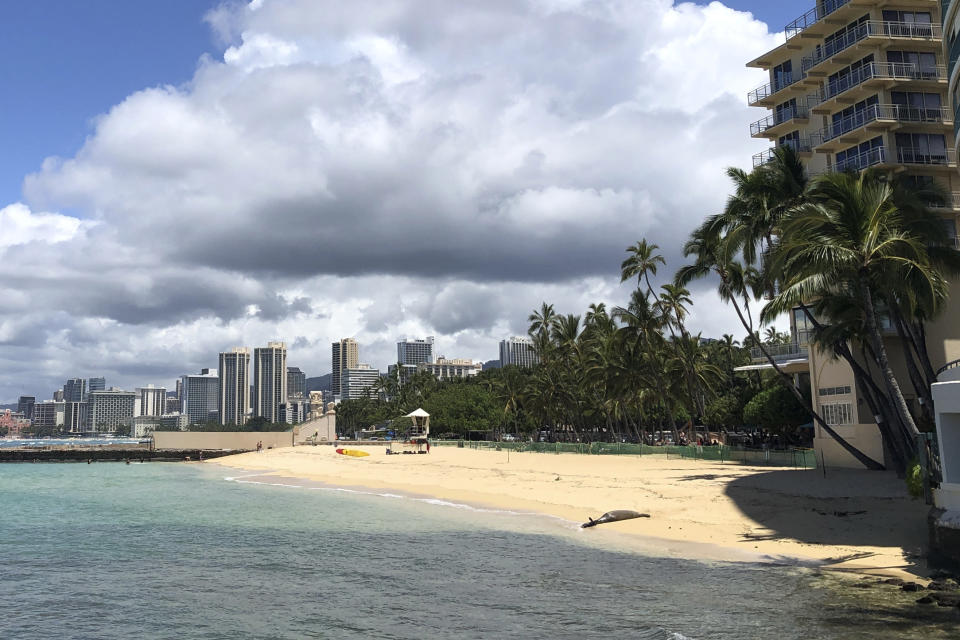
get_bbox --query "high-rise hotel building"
[749,1,957,223]
[253,342,287,423]
[947,2,960,153]
[219,347,251,426]
[331,338,359,399]
[746,0,960,468]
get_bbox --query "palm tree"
[621,240,666,299]
[766,170,950,453]
[658,283,692,337]
[677,220,884,470]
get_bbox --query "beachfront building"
[331,338,359,399]
[253,342,287,423]
[398,337,434,365]
[286,366,306,399]
[417,357,482,381]
[135,385,167,418]
[499,337,539,368]
[87,390,136,433]
[392,336,435,386]
[132,413,188,438]
[17,396,35,421]
[745,0,960,467]
[63,378,85,403]
[219,347,251,426]
[341,364,380,400]
[180,369,219,426]
[64,401,88,434]
[32,401,65,430]
[0,410,30,437]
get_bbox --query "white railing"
[813,104,950,145]
[749,101,813,136]
[748,72,804,105]
[784,0,852,40]
[898,146,957,166]
[833,146,887,172]
[752,139,813,167]
[750,343,809,362]
[802,21,942,72]
[819,62,946,103]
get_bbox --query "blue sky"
[716,0,808,31]
[0,1,219,207]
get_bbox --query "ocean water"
[0,438,149,449]
[0,463,956,640]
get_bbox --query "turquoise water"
[0,463,955,639]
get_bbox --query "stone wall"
[152,431,293,451]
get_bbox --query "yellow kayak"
[336,448,370,458]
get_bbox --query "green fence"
[433,440,817,468]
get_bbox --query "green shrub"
[906,459,924,499]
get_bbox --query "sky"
[0,0,804,402]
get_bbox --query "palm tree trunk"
[861,280,921,442]
[732,295,883,469]
[834,341,909,472]
[889,303,934,417]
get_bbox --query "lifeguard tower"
[404,408,430,453]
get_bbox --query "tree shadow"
[723,468,929,568]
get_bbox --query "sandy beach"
[214,445,930,579]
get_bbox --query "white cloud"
[1,0,781,400]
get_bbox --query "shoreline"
[212,446,931,580]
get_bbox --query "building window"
[821,403,853,426]
[818,386,852,397]
[895,132,948,164]
[835,136,884,171]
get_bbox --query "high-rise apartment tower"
[331,338,359,398]
[219,347,251,426]
[253,342,287,423]
[499,337,539,368]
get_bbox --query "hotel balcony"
[749,99,815,138]
[832,145,890,172]
[750,343,809,363]
[812,62,947,114]
[784,0,852,42]
[929,192,960,212]
[748,72,807,107]
[812,104,952,152]
[801,20,943,77]
[753,138,813,168]
[898,145,958,169]
[828,145,956,172]
[735,342,810,374]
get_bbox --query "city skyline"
[0,1,796,402]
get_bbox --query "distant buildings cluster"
[4,336,538,437]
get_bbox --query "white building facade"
[499,337,539,368]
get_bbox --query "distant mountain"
[306,374,332,392]
[0,403,17,412]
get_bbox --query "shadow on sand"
[723,468,930,572]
